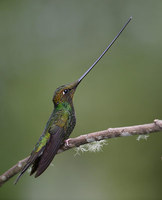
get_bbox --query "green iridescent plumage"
[35,102,73,153]
[15,82,77,183]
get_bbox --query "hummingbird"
[15,17,132,184]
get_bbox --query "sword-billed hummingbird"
[15,17,132,184]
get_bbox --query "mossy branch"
[0,119,162,187]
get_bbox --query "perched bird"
[15,17,132,184]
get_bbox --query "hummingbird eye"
[63,89,68,95]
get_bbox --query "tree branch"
[0,119,162,187]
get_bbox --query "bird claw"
[65,139,71,147]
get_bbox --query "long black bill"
[77,16,132,85]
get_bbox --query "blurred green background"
[0,0,162,199]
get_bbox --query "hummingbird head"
[53,81,79,106]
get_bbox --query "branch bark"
[0,119,162,187]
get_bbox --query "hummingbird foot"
[64,139,72,147]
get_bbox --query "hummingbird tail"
[14,162,31,185]
[14,152,42,184]
[30,156,41,176]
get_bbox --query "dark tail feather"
[35,131,63,178]
[14,162,31,185]
[14,153,40,184]
[30,156,41,176]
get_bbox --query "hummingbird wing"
[34,109,69,177]
[34,125,65,178]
